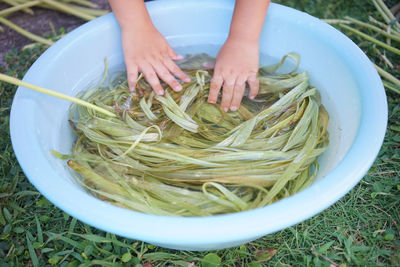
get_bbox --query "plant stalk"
[2,0,34,14]
[0,0,40,17]
[0,73,116,117]
[0,17,54,46]
[62,0,97,8]
[344,16,400,42]
[339,23,400,55]
[40,0,96,21]
[374,0,400,31]
[382,80,400,95]
[374,64,400,87]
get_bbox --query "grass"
[0,0,399,266]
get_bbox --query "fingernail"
[129,86,136,92]
[223,107,228,112]
[230,106,238,111]
[184,77,191,83]
[249,95,255,100]
[156,90,164,95]
[175,54,184,60]
[208,99,216,104]
[175,85,182,91]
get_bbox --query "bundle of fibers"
[55,53,329,216]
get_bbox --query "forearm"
[228,0,270,42]
[108,0,154,32]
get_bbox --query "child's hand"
[207,0,269,111]
[122,26,191,95]
[109,0,190,95]
[208,37,259,111]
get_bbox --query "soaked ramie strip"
[53,53,330,216]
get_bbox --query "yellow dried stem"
[0,0,40,17]
[0,73,116,117]
[0,17,53,46]
[2,0,34,14]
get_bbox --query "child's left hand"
[207,37,259,112]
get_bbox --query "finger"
[168,46,184,61]
[230,75,247,111]
[139,63,164,95]
[247,73,259,100]
[220,77,236,111]
[126,64,138,92]
[163,57,191,83]
[151,61,183,92]
[208,75,223,104]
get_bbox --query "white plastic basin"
[10,0,387,251]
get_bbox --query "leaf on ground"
[13,226,25,234]
[255,248,277,262]
[35,215,43,244]
[316,241,334,254]
[2,207,12,223]
[121,251,132,263]
[90,259,118,267]
[390,125,400,132]
[201,253,221,267]
[26,232,39,267]
[143,252,181,261]
[384,233,395,241]
[46,232,85,250]
[48,254,60,265]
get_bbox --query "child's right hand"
[121,26,191,95]
[109,0,190,96]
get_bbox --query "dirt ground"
[0,0,111,67]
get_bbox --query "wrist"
[227,0,269,45]
[225,35,259,48]
[110,0,156,33]
[227,25,262,44]
[121,19,157,36]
